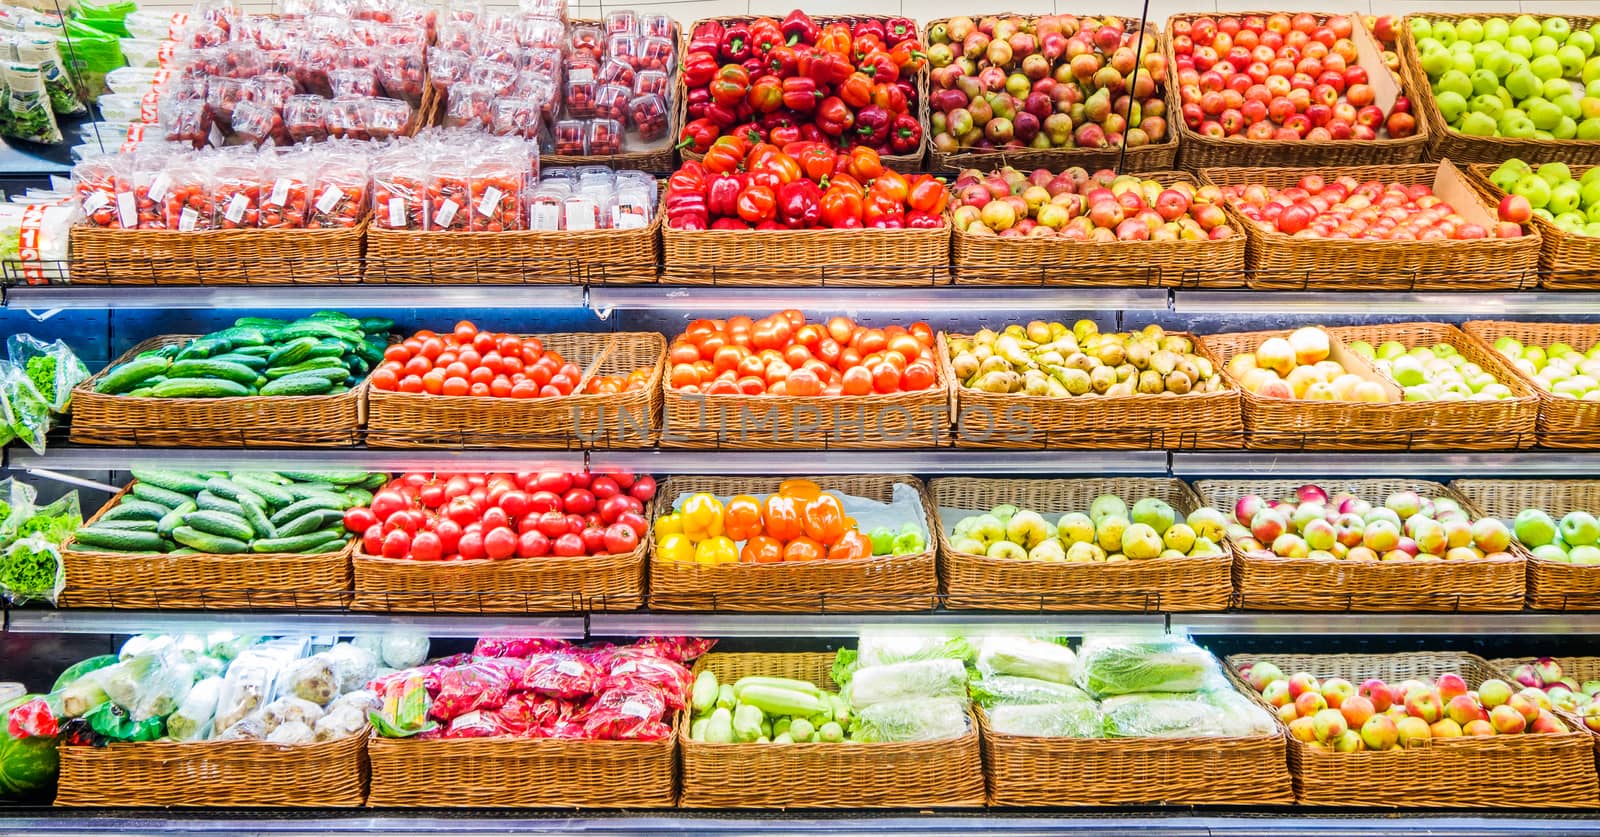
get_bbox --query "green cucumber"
[305,537,350,554]
[260,375,336,397]
[212,326,267,346]
[90,519,160,533]
[251,531,339,553]
[101,499,171,522]
[277,321,357,342]
[171,526,248,554]
[196,491,245,517]
[203,478,263,509]
[282,483,352,504]
[125,387,156,398]
[264,357,344,379]
[169,358,260,385]
[175,336,232,361]
[182,510,255,541]
[306,311,363,327]
[266,336,319,368]
[150,378,251,398]
[157,501,197,537]
[208,353,268,370]
[230,475,294,509]
[307,339,350,359]
[95,355,170,394]
[359,317,395,334]
[238,497,277,540]
[129,469,208,495]
[73,527,168,552]
[279,470,370,486]
[129,482,193,509]
[342,487,373,507]
[234,316,290,330]
[231,344,275,358]
[268,495,347,526]
[277,508,345,537]
[359,473,389,490]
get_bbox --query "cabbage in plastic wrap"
[847,657,968,710]
[263,696,324,731]
[266,720,315,745]
[852,696,970,742]
[969,675,1094,708]
[167,676,222,741]
[313,703,369,742]
[987,701,1104,738]
[324,643,379,694]
[1073,637,1220,698]
[833,633,974,688]
[379,632,429,669]
[215,714,269,741]
[1101,690,1274,738]
[975,636,1078,685]
[280,655,339,705]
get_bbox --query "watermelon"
[0,696,58,799]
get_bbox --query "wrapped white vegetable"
[263,696,324,731]
[215,715,269,741]
[266,720,314,745]
[853,697,970,742]
[847,658,967,710]
[131,657,196,722]
[58,666,110,717]
[100,654,157,708]
[280,655,338,705]
[214,638,308,731]
[324,643,379,694]
[379,632,429,669]
[328,689,380,714]
[167,676,223,741]
[1074,637,1219,698]
[313,704,369,742]
[1100,690,1274,738]
[976,636,1078,685]
[856,633,974,668]
[969,675,1094,708]
[988,702,1104,738]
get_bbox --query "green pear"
[1057,512,1095,545]
[1089,493,1128,524]
[1130,497,1176,534]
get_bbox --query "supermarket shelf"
[4,446,587,473]
[6,813,1600,835]
[1173,290,1600,316]
[588,449,1171,475]
[2,284,588,311]
[1170,451,1600,478]
[587,285,1171,314]
[589,613,1167,637]
[4,609,587,638]
[1171,613,1600,637]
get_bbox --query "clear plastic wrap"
[214,637,308,731]
[2,61,62,144]
[847,658,967,710]
[988,701,1105,738]
[266,719,314,744]
[280,655,339,705]
[212,152,260,230]
[0,364,51,456]
[468,152,524,232]
[1099,690,1274,738]
[5,335,86,415]
[263,695,324,729]
[257,147,310,229]
[976,637,1078,685]
[426,153,471,232]
[324,643,378,694]
[0,535,61,605]
[853,696,969,742]
[166,675,223,741]
[284,94,328,143]
[969,675,1094,709]
[17,37,84,116]
[1074,638,1221,698]
[162,154,217,231]
[370,146,426,230]
[313,703,367,741]
[379,632,428,669]
[306,145,368,229]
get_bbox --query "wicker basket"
[1401,13,1600,167]
[981,680,1291,806]
[1169,12,1428,170]
[58,482,353,610]
[1225,652,1599,808]
[1199,161,1542,290]
[660,360,950,450]
[648,475,938,612]
[66,222,366,285]
[677,15,927,174]
[923,16,1180,175]
[1454,479,1600,611]
[351,512,648,613]
[55,732,367,807]
[573,331,667,449]
[680,651,984,808]
[931,477,1230,612]
[70,334,366,448]
[1194,478,1526,612]
[1461,320,1600,450]
[1490,657,1600,764]
[366,731,676,807]
[940,331,1242,450]
[363,200,661,285]
[364,332,612,449]
[950,171,1245,288]
[1202,324,1537,451]
[1465,163,1600,290]
[661,223,950,286]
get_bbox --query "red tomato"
[434,519,463,555]
[344,507,378,533]
[581,526,608,554]
[362,523,383,555]
[786,368,823,396]
[841,365,873,396]
[871,362,902,393]
[630,475,657,501]
[418,484,446,508]
[370,490,410,521]
[453,321,477,343]
[369,368,398,391]
[383,344,412,363]
[484,526,518,559]
[482,506,511,531]
[410,531,443,561]
[444,496,480,527]
[827,316,855,343]
[517,529,550,558]
[902,361,936,391]
[458,530,487,560]
[603,523,640,554]
[553,532,586,556]
[381,528,412,559]
[499,490,529,517]
[398,375,425,393]
[536,510,570,537]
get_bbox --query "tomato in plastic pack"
[518,0,566,20]
[601,652,694,709]
[604,10,638,37]
[595,83,629,123]
[230,99,286,146]
[434,20,478,54]
[637,37,674,73]
[580,685,671,741]
[243,73,297,111]
[630,636,716,663]
[259,152,310,229]
[372,150,428,230]
[262,48,297,78]
[204,75,245,132]
[568,24,604,63]
[429,661,515,722]
[218,43,264,80]
[515,14,565,52]
[308,152,370,229]
[162,161,218,231]
[284,94,329,143]
[522,47,561,77]
[427,156,472,232]
[491,97,541,141]
[444,83,495,131]
[366,97,412,140]
[474,636,573,658]
[640,13,672,40]
[467,59,517,97]
[468,158,527,232]
[564,69,597,119]
[586,119,623,156]
[213,155,263,230]
[428,49,472,97]
[161,98,212,148]
[596,57,635,89]
[551,119,585,155]
[329,67,380,99]
[376,44,425,106]
[633,69,668,100]
[326,96,371,141]
[295,38,341,97]
[628,93,668,142]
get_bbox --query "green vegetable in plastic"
[0,537,62,605]
[1073,638,1220,698]
[83,701,163,742]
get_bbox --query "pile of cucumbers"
[92,312,395,399]
[72,469,385,556]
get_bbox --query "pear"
[989,504,1020,525]
[1026,320,1053,343]
[1057,512,1096,544]
[1138,369,1165,394]
[1073,319,1099,342]
[1029,539,1067,561]
[1006,510,1053,548]
[1165,371,1193,394]
[973,328,998,345]
[969,513,1005,545]
[1089,365,1116,394]
[978,354,1013,375]
[1097,341,1126,367]
[1066,351,1095,372]
[951,352,980,380]
[1124,339,1153,370]
[1097,515,1130,553]
[987,541,1028,561]
[1116,363,1137,382]
[1055,366,1092,395]
[1090,494,1129,523]
[1065,541,1100,562]
[1151,350,1178,376]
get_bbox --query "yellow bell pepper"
[654,512,685,540]
[682,492,726,540]
[657,533,696,563]
[694,535,738,565]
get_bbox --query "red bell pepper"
[777,179,823,228]
[890,112,922,154]
[736,183,777,224]
[858,50,898,83]
[853,33,885,60]
[806,51,851,87]
[763,44,799,77]
[889,39,926,73]
[677,117,719,153]
[720,22,751,63]
[748,74,783,114]
[668,160,709,194]
[686,86,712,120]
[907,174,946,214]
[765,115,801,146]
[793,142,837,181]
[704,100,739,128]
[712,217,750,230]
[854,105,891,146]
[703,135,748,173]
[666,190,709,230]
[749,17,785,54]
[852,19,887,44]
[690,20,725,54]
[748,143,801,185]
[863,192,904,228]
[780,76,821,112]
[884,17,916,45]
[820,183,864,228]
[710,65,751,107]
[741,57,766,77]
[871,82,907,114]
[682,51,719,89]
[838,72,873,109]
[781,10,819,46]
[816,23,852,58]
[846,146,884,180]
[906,210,942,229]
[798,123,825,143]
[871,169,910,203]
[707,172,744,217]
[814,96,854,137]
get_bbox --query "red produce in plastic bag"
[429,661,515,722]
[629,637,716,663]
[580,686,670,741]
[521,653,600,699]
[600,653,693,710]
[473,636,572,659]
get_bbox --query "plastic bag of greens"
[1,62,63,144]
[976,636,1078,685]
[969,675,1093,708]
[130,656,195,722]
[58,20,122,101]
[987,701,1104,738]
[7,335,88,413]
[84,700,163,741]
[1074,637,1220,698]
[1100,690,1273,738]
[71,0,137,38]
[166,676,221,741]
[852,696,969,743]
[14,492,80,545]
[0,478,38,545]
[0,535,62,605]
[836,634,973,689]
[0,363,52,455]
[16,37,83,116]
[847,658,967,710]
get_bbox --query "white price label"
[433,198,460,228]
[178,206,199,231]
[564,202,597,231]
[267,178,290,207]
[207,122,224,148]
[476,186,503,217]
[530,204,560,230]
[620,700,652,720]
[83,191,109,213]
[556,659,585,677]
[225,193,249,224]
[387,197,405,228]
[316,186,345,214]
[115,191,136,228]
[146,172,171,204]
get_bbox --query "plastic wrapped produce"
[853,696,969,743]
[163,155,218,231]
[522,653,601,700]
[371,145,426,230]
[847,658,967,710]
[467,155,524,231]
[969,675,1094,709]
[581,684,671,741]
[5,335,85,415]
[1100,690,1274,738]
[263,696,324,730]
[284,95,328,143]
[266,719,314,744]
[0,366,50,456]
[313,703,367,741]
[215,714,269,741]
[988,701,1105,738]
[212,152,260,230]
[214,638,308,732]
[324,644,378,694]
[0,536,62,606]
[257,148,309,229]
[306,146,368,229]
[166,676,223,741]
[379,632,429,669]
[16,37,84,116]
[280,656,338,705]
[1074,638,1221,698]
[376,44,425,105]
[2,62,62,144]
[365,97,411,140]
[426,154,471,232]
[976,637,1078,685]
[325,96,369,141]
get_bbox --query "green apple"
[1452,50,1477,75]
[1516,508,1559,547]
[1411,17,1433,41]
[1572,545,1600,566]
[1508,34,1535,59]
[1089,494,1128,524]
[1472,40,1500,66]
[1586,56,1600,85]
[1505,67,1543,100]
[1539,161,1573,184]
[1420,47,1455,78]
[1472,94,1506,121]
[1543,16,1572,42]
[1532,35,1560,59]
[1378,340,1406,360]
[1491,159,1531,191]
[1582,181,1600,209]
[1583,117,1600,141]
[1484,17,1511,43]
[1571,31,1596,57]
[1560,511,1600,547]
[1457,18,1484,43]
[1528,98,1563,130]
[1436,69,1473,99]
[1511,14,1542,41]
[1551,182,1584,215]
[1436,90,1469,122]
[1469,68,1500,96]
[1434,20,1458,46]
[1555,116,1579,139]
[1587,202,1600,224]
[1534,543,1572,563]
[1484,50,1518,78]
[1555,94,1582,120]
[1057,512,1095,545]
[1516,173,1554,207]
[1547,77,1579,100]
[1530,53,1565,81]
[1130,497,1176,535]
[1503,114,1538,138]
[1585,221,1600,236]
[1560,44,1588,76]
